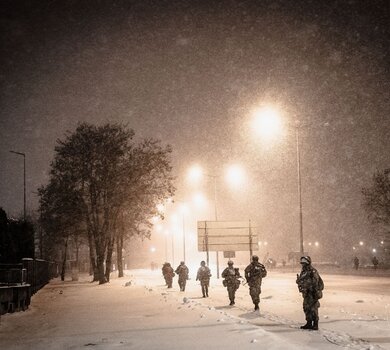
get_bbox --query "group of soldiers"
[162,260,211,296]
[161,261,190,290]
[162,254,323,331]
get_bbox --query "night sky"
[1,0,389,260]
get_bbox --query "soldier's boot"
[300,321,313,329]
[254,303,259,311]
[312,320,319,330]
[229,300,235,306]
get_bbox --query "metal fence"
[0,259,58,315]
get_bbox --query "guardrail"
[0,259,58,315]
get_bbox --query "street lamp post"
[203,173,219,277]
[295,124,304,255]
[165,234,168,262]
[251,107,306,256]
[9,150,26,221]
[182,214,186,262]
[211,175,220,278]
[176,201,189,263]
[171,231,175,267]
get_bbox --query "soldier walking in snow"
[162,262,175,288]
[175,261,189,291]
[244,255,267,311]
[353,256,359,270]
[196,260,211,297]
[296,256,324,330]
[372,256,379,271]
[221,260,241,306]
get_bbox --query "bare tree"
[362,168,390,256]
[39,123,175,284]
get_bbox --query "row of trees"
[0,208,35,263]
[362,168,390,262]
[38,123,175,284]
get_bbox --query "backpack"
[316,274,324,299]
[250,263,267,279]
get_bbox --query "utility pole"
[10,150,26,221]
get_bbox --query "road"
[0,269,389,350]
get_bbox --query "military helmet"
[252,255,259,262]
[300,256,311,265]
[228,260,234,266]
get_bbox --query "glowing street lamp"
[187,164,204,183]
[225,164,246,189]
[251,106,283,141]
[192,192,208,208]
[187,165,218,220]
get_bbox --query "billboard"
[197,220,258,252]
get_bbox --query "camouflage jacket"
[244,262,267,283]
[162,265,174,277]
[175,265,189,279]
[296,265,322,298]
[221,267,241,287]
[196,266,211,282]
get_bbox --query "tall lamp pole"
[203,174,220,277]
[182,214,186,262]
[295,124,304,255]
[10,150,26,221]
[172,231,175,267]
[212,175,220,279]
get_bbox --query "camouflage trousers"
[165,276,173,288]
[227,285,238,302]
[178,277,187,291]
[303,293,320,322]
[200,279,209,296]
[248,282,262,304]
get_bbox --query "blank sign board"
[197,220,259,252]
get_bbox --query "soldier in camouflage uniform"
[222,260,241,306]
[162,262,175,288]
[296,256,323,330]
[175,261,189,291]
[244,255,267,311]
[196,260,211,297]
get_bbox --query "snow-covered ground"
[0,269,389,350]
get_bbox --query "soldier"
[296,256,324,330]
[196,260,211,297]
[175,261,189,291]
[244,255,267,311]
[221,260,241,306]
[353,256,359,270]
[162,262,175,288]
[372,256,379,271]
